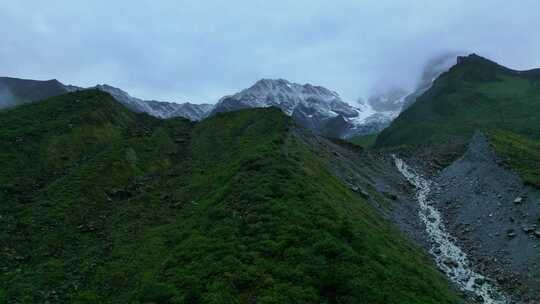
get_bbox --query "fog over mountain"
[1,1,540,104]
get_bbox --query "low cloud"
[0,85,16,108]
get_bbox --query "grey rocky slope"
[211,78,389,138]
[377,133,540,303]
[430,133,540,303]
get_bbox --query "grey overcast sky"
[1,1,540,104]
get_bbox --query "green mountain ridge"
[374,53,540,188]
[376,53,540,147]
[0,90,460,303]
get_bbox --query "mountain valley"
[1,54,539,303]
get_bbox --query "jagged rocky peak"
[250,78,338,98]
[212,78,386,138]
[213,78,346,115]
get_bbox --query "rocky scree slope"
[430,132,540,303]
[387,131,540,303]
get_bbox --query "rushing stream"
[393,156,507,304]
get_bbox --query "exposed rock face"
[211,79,389,138]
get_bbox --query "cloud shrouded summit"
[1,0,540,104]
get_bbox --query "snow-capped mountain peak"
[214,79,343,116]
[211,79,387,138]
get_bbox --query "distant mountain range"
[93,84,213,121]
[0,77,214,121]
[0,77,406,138]
[0,54,461,139]
[210,79,398,138]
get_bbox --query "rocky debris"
[522,225,536,234]
[395,156,508,303]
[534,230,540,238]
[474,277,486,286]
[442,258,459,269]
[428,132,540,302]
[473,294,485,303]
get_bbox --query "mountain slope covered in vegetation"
[376,54,540,147]
[0,90,461,303]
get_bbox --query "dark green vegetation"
[376,54,540,147]
[0,77,69,108]
[0,90,460,303]
[349,133,378,148]
[488,130,540,188]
